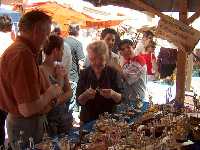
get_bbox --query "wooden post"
[185,54,193,91]
[175,0,188,107]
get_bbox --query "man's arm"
[11,51,62,117]
[18,84,62,117]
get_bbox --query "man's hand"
[100,89,114,99]
[100,89,122,103]
[83,87,96,100]
[78,87,96,105]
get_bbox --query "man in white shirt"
[64,24,85,112]
[100,28,120,67]
[62,41,72,76]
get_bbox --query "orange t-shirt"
[0,37,49,115]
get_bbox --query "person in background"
[0,15,13,148]
[50,26,72,76]
[40,35,72,137]
[64,24,85,112]
[134,30,154,56]
[112,30,121,54]
[157,47,177,79]
[141,41,158,80]
[84,28,121,71]
[0,10,62,148]
[65,23,85,82]
[119,39,147,109]
[77,40,122,124]
[100,28,120,69]
[0,15,13,57]
[51,26,61,36]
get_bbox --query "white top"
[108,52,120,66]
[0,32,13,57]
[134,40,145,56]
[62,41,72,76]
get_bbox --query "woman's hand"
[47,84,63,99]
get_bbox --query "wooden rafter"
[87,0,166,18]
[128,0,165,18]
[186,8,200,25]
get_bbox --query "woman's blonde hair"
[87,40,109,58]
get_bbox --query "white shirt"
[134,40,145,56]
[109,52,120,66]
[62,41,72,76]
[0,32,13,57]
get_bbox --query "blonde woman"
[76,40,122,124]
[40,35,72,137]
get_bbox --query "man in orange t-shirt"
[0,11,62,147]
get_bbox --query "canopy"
[25,2,123,32]
[84,0,200,12]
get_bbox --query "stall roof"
[25,2,124,33]
[84,0,200,12]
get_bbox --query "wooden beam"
[185,54,193,91]
[175,0,188,107]
[186,8,200,24]
[87,0,165,18]
[128,0,165,18]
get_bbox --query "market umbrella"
[25,1,123,34]
[25,2,93,32]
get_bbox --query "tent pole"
[185,54,193,91]
[175,0,188,107]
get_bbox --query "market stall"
[32,104,200,150]
[2,1,200,150]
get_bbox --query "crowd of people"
[0,10,171,149]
